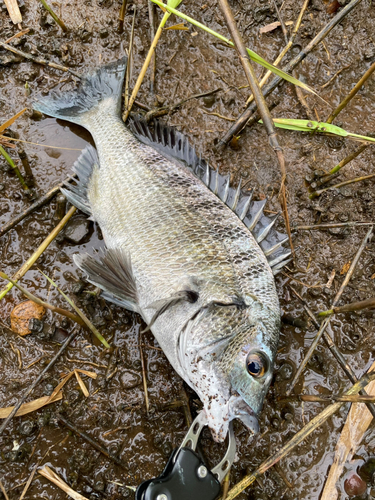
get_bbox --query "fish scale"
[34,57,285,442]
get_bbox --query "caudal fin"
[33,57,127,126]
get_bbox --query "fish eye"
[246,352,268,378]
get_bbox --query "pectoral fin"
[74,248,139,313]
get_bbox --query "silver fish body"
[34,58,286,441]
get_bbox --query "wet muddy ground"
[0,0,375,498]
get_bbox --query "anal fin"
[74,248,139,313]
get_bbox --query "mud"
[0,0,375,498]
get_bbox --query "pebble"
[344,473,367,497]
[120,370,142,389]
[64,217,91,244]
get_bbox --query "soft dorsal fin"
[129,116,291,273]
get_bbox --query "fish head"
[179,302,279,442]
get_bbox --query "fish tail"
[33,57,127,126]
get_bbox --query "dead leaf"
[321,361,375,500]
[75,369,98,379]
[0,392,62,419]
[326,0,340,14]
[371,273,375,280]
[10,300,46,336]
[39,466,89,500]
[260,20,293,34]
[164,23,189,31]
[46,371,74,404]
[4,0,22,24]
[0,108,27,134]
[340,261,351,275]
[74,370,89,397]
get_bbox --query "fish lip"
[228,396,260,435]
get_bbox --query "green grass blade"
[260,118,375,144]
[151,0,317,97]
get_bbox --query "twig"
[0,480,10,500]
[118,0,127,33]
[139,332,150,413]
[328,143,370,175]
[19,462,39,500]
[279,394,375,403]
[4,28,29,44]
[148,0,157,95]
[0,42,80,77]
[246,0,309,107]
[272,0,288,44]
[0,327,79,437]
[123,1,180,121]
[321,65,350,89]
[0,271,84,326]
[218,0,294,257]
[124,6,136,110]
[326,59,375,123]
[293,71,314,121]
[4,0,22,24]
[40,270,110,348]
[286,226,373,396]
[145,87,223,120]
[309,173,375,199]
[225,370,375,500]
[222,471,231,499]
[219,0,364,146]
[0,144,31,193]
[0,206,77,300]
[17,145,34,186]
[202,111,235,121]
[39,466,89,500]
[0,181,64,238]
[57,415,125,467]
[294,221,374,230]
[37,0,67,31]
[289,286,375,418]
[318,297,375,317]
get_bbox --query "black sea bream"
[34,58,291,441]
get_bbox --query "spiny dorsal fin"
[129,117,291,272]
[74,248,139,313]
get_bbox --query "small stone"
[44,383,54,396]
[64,217,91,244]
[19,420,36,436]
[344,473,367,496]
[52,327,69,342]
[278,362,294,381]
[99,28,109,38]
[30,109,43,121]
[11,300,46,336]
[202,95,216,108]
[93,480,105,492]
[120,370,142,389]
[28,318,44,334]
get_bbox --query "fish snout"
[229,396,260,436]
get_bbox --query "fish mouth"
[204,395,259,443]
[228,395,260,435]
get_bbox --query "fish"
[34,58,291,442]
